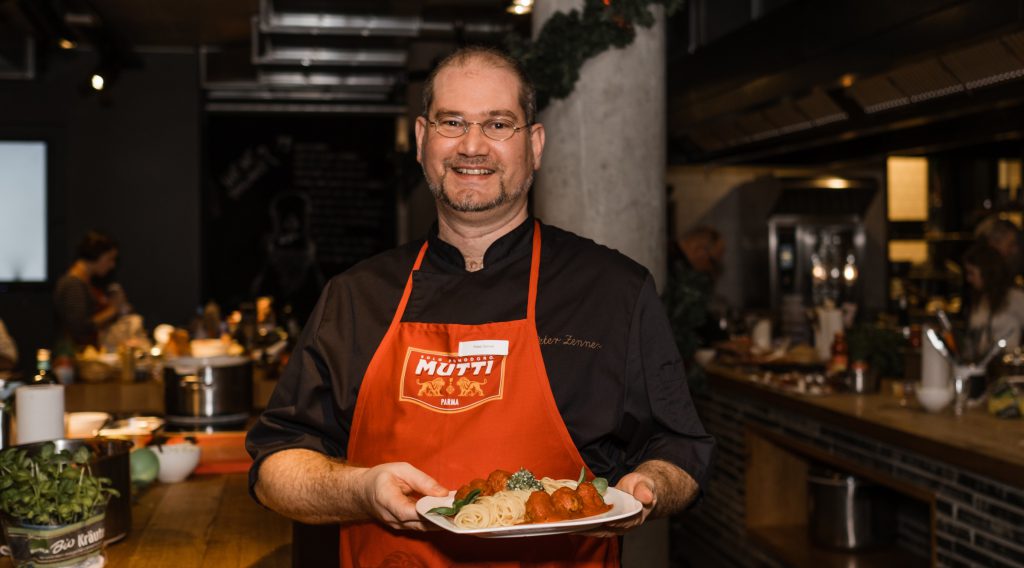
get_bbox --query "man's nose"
[456,123,490,155]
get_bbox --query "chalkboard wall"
[204,114,397,324]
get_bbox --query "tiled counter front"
[673,372,1024,568]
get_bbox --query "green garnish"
[506,467,544,491]
[427,488,481,517]
[576,467,610,496]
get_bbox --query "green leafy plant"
[506,0,685,111]
[0,443,119,526]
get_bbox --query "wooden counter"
[1,474,292,568]
[706,363,1024,489]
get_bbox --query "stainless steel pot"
[163,356,252,426]
[808,467,896,550]
[10,438,133,544]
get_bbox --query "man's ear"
[530,123,545,170]
[414,116,427,164]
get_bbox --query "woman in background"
[54,231,125,354]
[963,242,1024,357]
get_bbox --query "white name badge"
[458,340,510,357]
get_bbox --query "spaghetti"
[443,469,612,529]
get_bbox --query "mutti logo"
[399,348,505,413]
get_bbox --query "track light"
[506,0,533,14]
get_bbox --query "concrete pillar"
[532,0,668,289]
[531,6,671,568]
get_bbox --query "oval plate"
[416,487,642,538]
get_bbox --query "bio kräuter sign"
[2,513,105,567]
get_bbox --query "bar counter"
[706,363,1024,488]
[1,474,291,568]
[676,362,1024,568]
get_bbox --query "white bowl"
[65,412,111,438]
[153,443,201,483]
[916,385,954,413]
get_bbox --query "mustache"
[444,158,500,170]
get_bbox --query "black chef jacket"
[247,218,714,497]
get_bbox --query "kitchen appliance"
[808,466,896,550]
[768,178,876,340]
[15,438,133,544]
[163,356,252,428]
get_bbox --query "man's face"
[415,59,544,215]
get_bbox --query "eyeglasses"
[427,116,529,142]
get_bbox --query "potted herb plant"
[0,442,119,568]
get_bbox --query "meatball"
[486,469,513,494]
[550,487,584,518]
[577,482,612,517]
[525,491,565,523]
[455,478,490,501]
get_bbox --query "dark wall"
[0,50,201,370]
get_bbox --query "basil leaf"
[427,488,481,518]
[592,477,609,496]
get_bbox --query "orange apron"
[343,222,619,567]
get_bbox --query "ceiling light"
[58,38,77,50]
[90,73,105,91]
[506,4,530,14]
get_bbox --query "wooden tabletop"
[1,474,292,568]
[706,363,1024,488]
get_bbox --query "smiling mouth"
[452,166,496,176]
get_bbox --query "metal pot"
[163,356,252,426]
[10,438,133,544]
[808,467,896,550]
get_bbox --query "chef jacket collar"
[426,216,534,273]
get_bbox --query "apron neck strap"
[390,220,542,328]
[526,220,541,322]
[389,241,429,329]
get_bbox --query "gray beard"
[424,167,533,213]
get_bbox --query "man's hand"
[580,460,698,538]
[357,462,449,531]
[254,449,449,530]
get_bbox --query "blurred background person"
[0,317,16,372]
[53,230,125,354]
[665,225,729,387]
[962,242,1024,358]
[975,215,1022,281]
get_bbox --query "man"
[674,226,724,278]
[667,226,728,350]
[247,46,713,567]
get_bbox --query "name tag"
[458,340,509,357]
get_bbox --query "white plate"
[416,487,642,538]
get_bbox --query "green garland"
[506,0,684,110]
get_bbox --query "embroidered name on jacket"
[399,348,506,412]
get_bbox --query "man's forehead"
[431,59,524,116]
